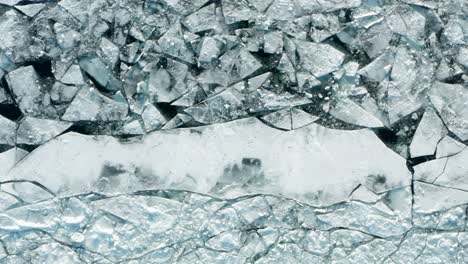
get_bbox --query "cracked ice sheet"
[0,188,464,263]
[6,118,410,207]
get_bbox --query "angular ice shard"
[60,65,84,85]
[264,0,299,20]
[385,46,434,124]
[53,22,81,51]
[260,108,319,130]
[413,158,448,183]
[148,68,181,103]
[0,0,21,6]
[198,36,224,66]
[0,148,28,176]
[349,185,380,203]
[385,4,426,44]
[185,89,246,124]
[358,51,394,82]
[330,97,384,128]
[0,114,16,145]
[409,108,447,157]
[309,13,341,42]
[248,88,312,113]
[316,0,362,12]
[0,10,30,58]
[62,87,128,122]
[429,82,468,141]
[456,47,468,68]
[263,31,283,54]
[0,86,7,104]
[15,3,45,17]
[296,72,320,91]
[50,82,79,104]
[277,53,296,83]
[7,118,410,206]
[442,17,466,45]
[291,108,319,129]
[247,72,272,91]
[158,22,195,64]
[185,84,312,124]
[5,66,42,115]
[162,113,192,129]
[163,0,211,15]
[436,136,466,158]
[16,117,72,145]
[223,48,263,81]
[431,148,468,190]
[250,0,274,12]
[182,4,220,33]
[171,84,206,107]
[222,0,256,24]
[261,108,294,130]
[295,41,345,78]
[141,104,167,132]
[115,119,145,136]
[414,181,468,213]
[79,55,121,92]
[98,38,120,69]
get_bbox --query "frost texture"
[0,0,467,263]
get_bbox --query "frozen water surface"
[0,0,467,263]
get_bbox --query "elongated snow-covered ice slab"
[6,118,411,206]
[429,82,468,141]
